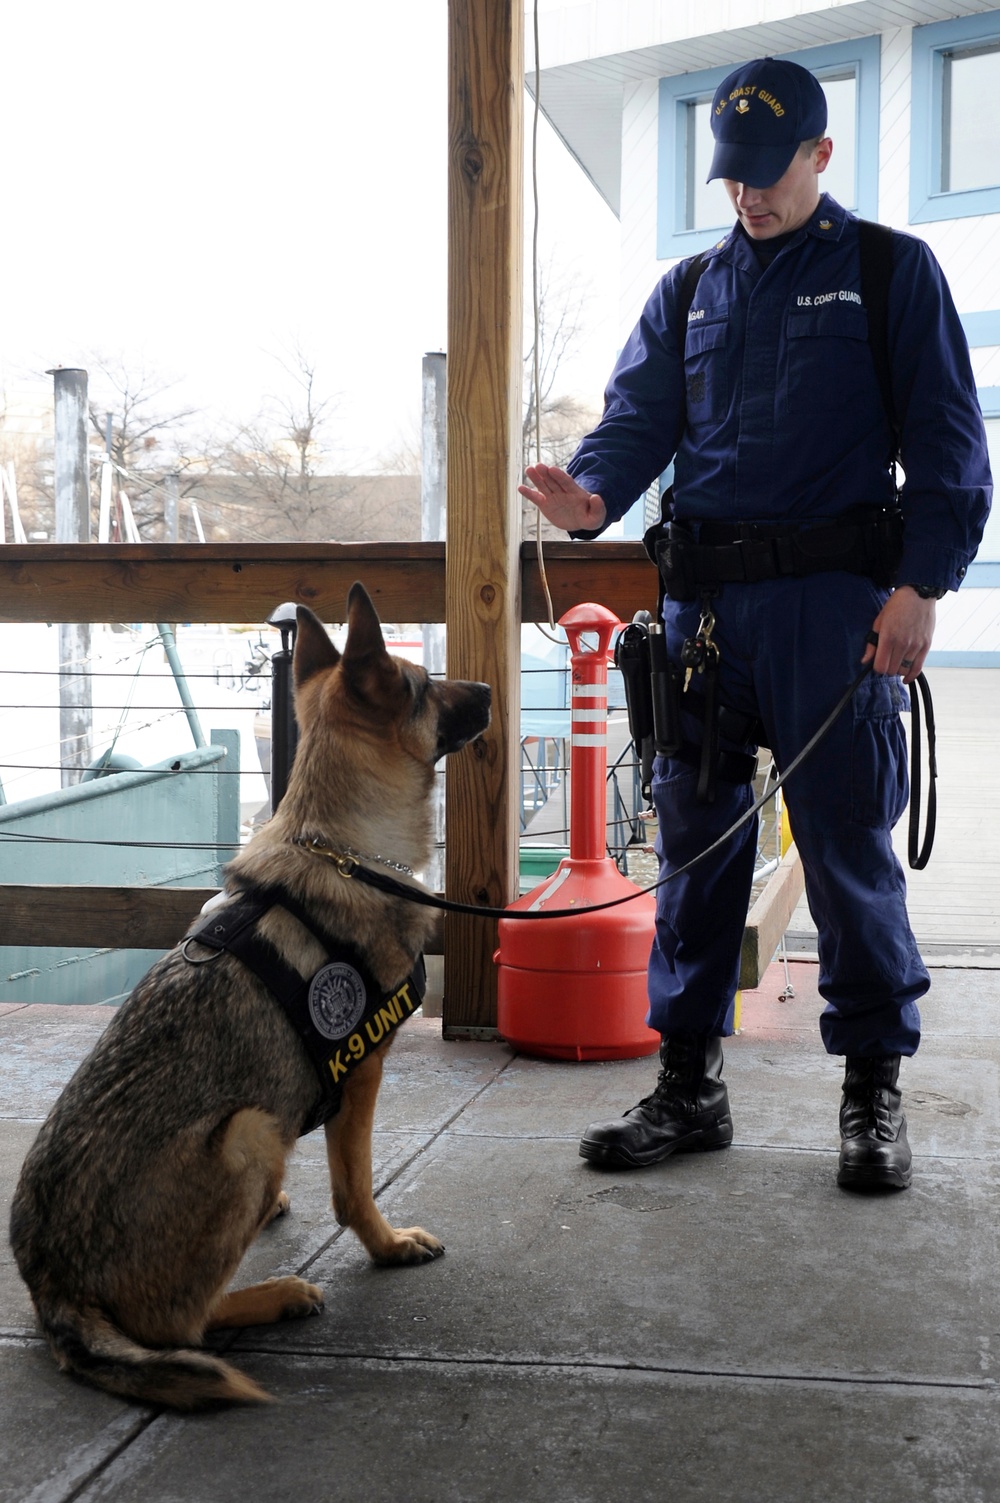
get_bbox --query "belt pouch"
[648,623,682,756]
[654,530,698,602]
[873,506,904,587]
[614,621,654,747]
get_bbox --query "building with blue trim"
[529,1,1000,661]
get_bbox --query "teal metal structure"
[0,730,240,1006]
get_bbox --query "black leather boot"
[579,1034,733,1169]
[837,1054,912,1191]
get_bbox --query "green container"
[518,845,569,893]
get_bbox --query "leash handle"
[866,629,937,870]
[907,672,937,870]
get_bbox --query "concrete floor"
[2,961,999,1502]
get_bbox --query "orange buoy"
[496,602,659,1061]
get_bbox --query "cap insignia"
[736,98,750,115]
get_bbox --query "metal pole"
[421,352,447,888]
[48,366,92,785]
[157,623,207,748]
[164,472,179,542]
[421,352,447,575]
[51,368,90,544]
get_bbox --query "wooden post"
[444,0,523,1034]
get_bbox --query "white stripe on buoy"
[527,863,573,911]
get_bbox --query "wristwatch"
[902,582,947,599]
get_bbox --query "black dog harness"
[182,884,426,1135]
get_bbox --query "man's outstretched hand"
[518,464,607,534]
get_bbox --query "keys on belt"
[681,604,720,692]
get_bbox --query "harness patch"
[322,976,421,1086]
[309,962,368,1040]
[182,885,425,1133]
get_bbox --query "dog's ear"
[294,606,341,688]
[342,582,389,668]
[341,582,402,705]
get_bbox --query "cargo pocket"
[849,669,909,829]
[684,311,728,425]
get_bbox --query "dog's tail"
[40,1305,271,1411]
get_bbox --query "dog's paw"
[265,1191,291,1226]
[270,1276,325,1320]
[374,1226,446,1266]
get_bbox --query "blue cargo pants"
[648,570,928,1057]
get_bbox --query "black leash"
[298,658,937,921]
[907,673,937,870]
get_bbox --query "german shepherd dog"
[10,583,491,1410]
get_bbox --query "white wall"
[616,24,1000,382]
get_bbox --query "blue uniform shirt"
[567,194,992,592]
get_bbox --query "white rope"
[529,0,555,630]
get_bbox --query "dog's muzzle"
[435,682,491,759]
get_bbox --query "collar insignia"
[819,219,833,230]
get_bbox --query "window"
[657,38,880,259]
[682,98,734,233]
[911,12,1000,221]
[942,43,1000,191]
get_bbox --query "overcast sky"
[0,0,620,472]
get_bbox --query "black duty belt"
[653,507,904,601]
[182,884,426,1136]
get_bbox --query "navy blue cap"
[707,57,828,188]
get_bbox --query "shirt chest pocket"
[683,309,728,426]
[785,302,870,412]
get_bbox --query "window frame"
[656,37,881,260]
[910,10,1000,223]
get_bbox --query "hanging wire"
[78,635,160,776]
[530,0,556,630]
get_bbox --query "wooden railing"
[0,540,653,626]
[0,539,655,1023]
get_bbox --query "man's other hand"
[518,465,607,534]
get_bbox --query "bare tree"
[219,342,346,535]
[521,264,602,539]
[0,360,207,540]
[1,350,421,546]
[372,424,421,477]
[522,263,600,473]
[0,426,48,537]
[86,355,205,540]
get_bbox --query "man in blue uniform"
[519,57,991,1191]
